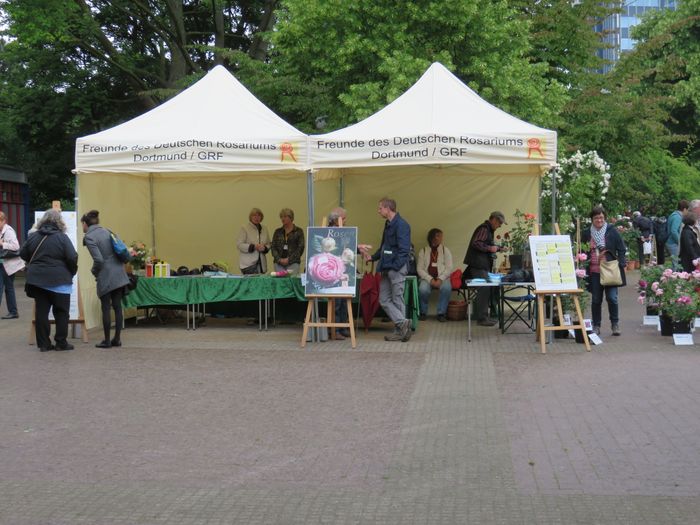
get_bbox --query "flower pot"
[672,320,692,334]
[447,300,467,321]
[645,304,659,316]
[626,261,635,272]
[574,328,589,344]
[509,254,524,271]
[659,313,674,336]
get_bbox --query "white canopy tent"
[308,62,557,269]
[74,66,333,328]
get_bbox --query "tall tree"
[268,0,568,132]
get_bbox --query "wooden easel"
[533,223,590,353]
[301,295,357,348]
[300,215,357,348]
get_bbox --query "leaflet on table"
[528,235,578,292]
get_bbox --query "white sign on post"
[528,235,578,292]
[34,211,80,320]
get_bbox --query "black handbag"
[0,248,20,258]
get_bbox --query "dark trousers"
[466,267,491,320]
[100,288,124,342]
[33,287,70,349]
[656,238,666,265]
[0,264,18,316]
[590,272,619,327]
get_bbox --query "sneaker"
[55,343,74,351]
[1,313,18,319]
[477,318,496,327]
[593,326,601,336]
[437,314,447,323]
[400,319,413,342]
[384,332,403,341]
[612,323,621,336]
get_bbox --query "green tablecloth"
[123,274,419,329]
[123,276,306,308]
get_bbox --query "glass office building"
[596,0,678,73]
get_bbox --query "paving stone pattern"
[1,274,700,524]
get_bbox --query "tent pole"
[551,168,556,235]
[306,169,315,227]
[150,173,156,257]
[339,173,345,208]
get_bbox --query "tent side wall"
[317,165,540,271]
[78,173,153,329]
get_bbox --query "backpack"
[110,231,131,263]
[654,217,668,244]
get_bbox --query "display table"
[464,280,536,341]
[123,275,419,331]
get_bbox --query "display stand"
[301,215,357,348]
[534,290,589,353]
[530,223,590,353]
[300,295,357,348]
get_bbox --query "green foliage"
[269,0,568,131]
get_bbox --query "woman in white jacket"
[237,207,271,274]
[417,228,453,322]
[0,211,25,319]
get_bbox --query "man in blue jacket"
[666,199,689,269]
[366,197,412,342]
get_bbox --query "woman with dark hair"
[81,210,130,348]
[416,228,453,322]
[20,209,78,351]
[679,211,700,272]
[581,205,627,336]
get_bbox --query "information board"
[304,227,358,296]
[528,235,578,292]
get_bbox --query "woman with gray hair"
[20,209,78,351]
[237,207,271,274]
[271,208,304,274]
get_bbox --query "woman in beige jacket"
[237,208,271,274]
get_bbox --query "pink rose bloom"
[576,253,588,262]
[308,253,346,285]
[638,280,647,289]
[678,271,690,280]
[637,294,646,304]
[662,268,674,278]
[651,282,659,291]
[655,288,664,296]
[575,269,586,278]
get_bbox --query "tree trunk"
[248,0,278,61]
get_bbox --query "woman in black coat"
[679,211,700,273]
[20,209,78,352]
[581,205,627,337]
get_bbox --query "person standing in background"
[0,211,24,319]
[271,208,304,274]
[666,199,689,269]
[237,208,271,274]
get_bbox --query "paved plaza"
[1,273,700,524]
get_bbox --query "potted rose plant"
[637,263,668,315]
[650,268,700,335]
[128,241,149,271]
[502,209,536,270]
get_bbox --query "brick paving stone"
[2,273,700,523]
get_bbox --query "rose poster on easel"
[528,235,578,292]
[304,227,358,297]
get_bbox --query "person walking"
[81,210,130,348]
[0,211,24,319]
[364,197,412,342]
[632,211,653,268]
[20,209,78,352]
[581,205,627,337]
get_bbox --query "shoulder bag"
[0,232,20,258]
[599,252,623,287]
[24,235,48,298]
